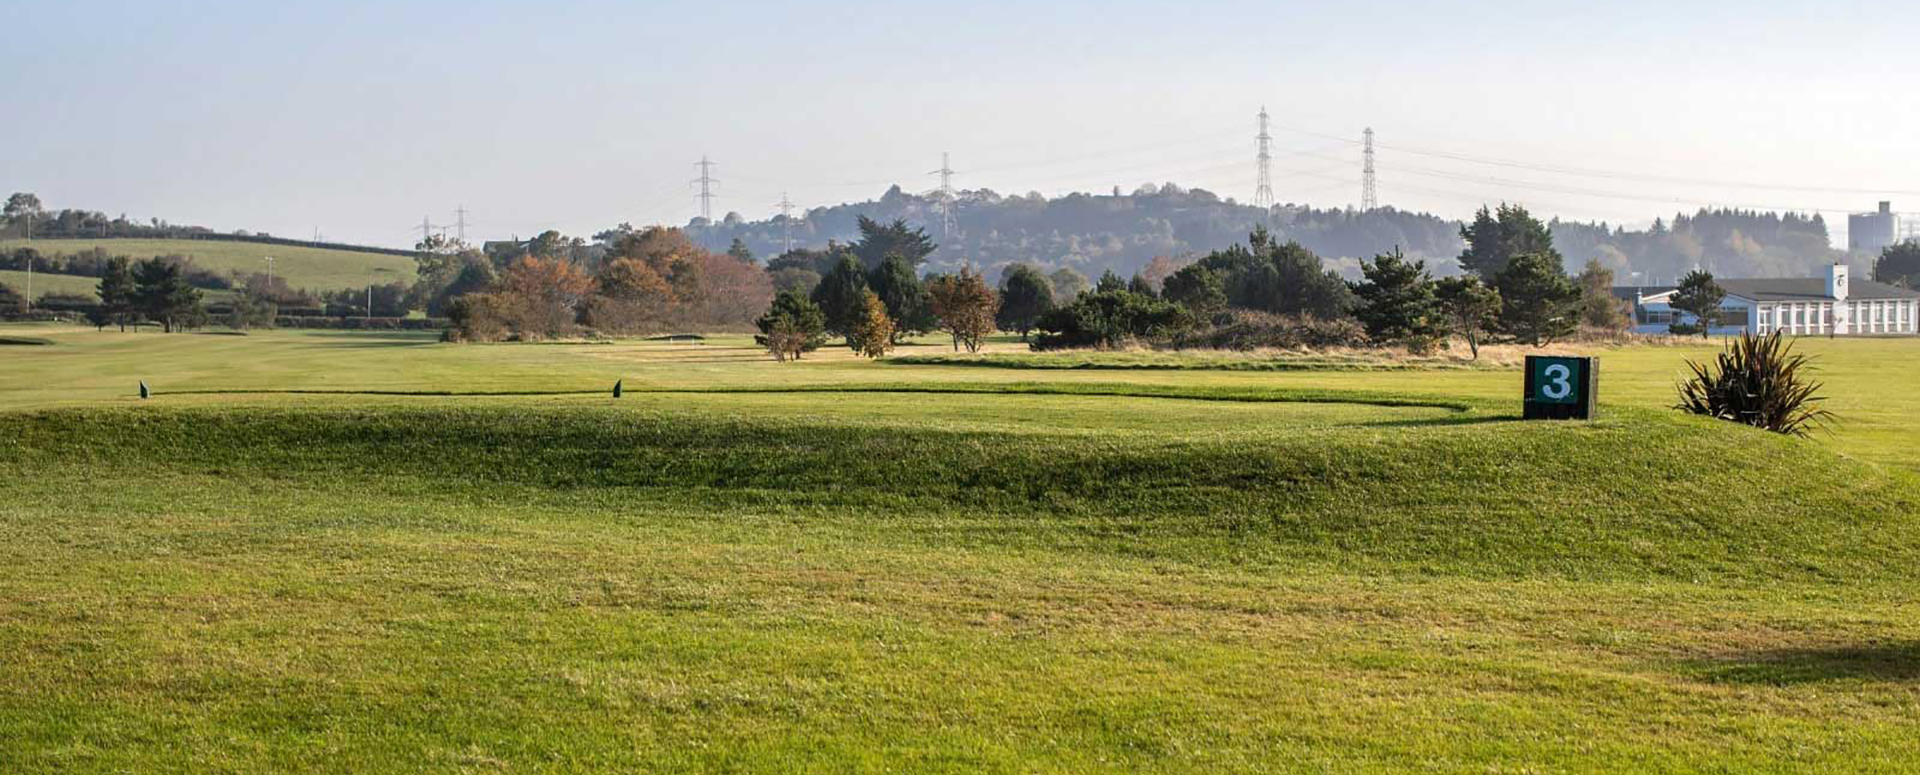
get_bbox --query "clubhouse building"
[1618,264,1920,336]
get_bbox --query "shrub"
[1031,289,1190,351]
[1161,310,1367,351]
[754,290,827,361]
[926,266,998,353]
[1675,331,1833,437]
[848,290,895,358]
[443,293,519,342]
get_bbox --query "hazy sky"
[5,0,1919,248]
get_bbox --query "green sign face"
[1530,357,1582,405]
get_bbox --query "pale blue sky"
[4,0,1917,247]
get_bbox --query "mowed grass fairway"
[1,238,414,292]
[4,328,1920,773]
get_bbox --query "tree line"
[738,203,1630,361]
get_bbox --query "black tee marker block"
[613,380,623,398]
[1522,356,1596,420]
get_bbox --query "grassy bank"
[4,326,1920,773]
[1,238,414,292]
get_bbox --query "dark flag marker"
[139,381,150,399]
[613,379,623,398]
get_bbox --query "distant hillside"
[0,238,414,292]
[689,184,1461,280]
[687,185,1851,282]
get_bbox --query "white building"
[1850,201,1901,254]
[1620,264,1920,336]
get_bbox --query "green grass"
[0,269,102,300]
[1,238,414,291]
[890,348,1498,371]
[4,327,1920,773]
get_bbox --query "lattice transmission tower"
[1361,127,1377,211]
[928,152,957,237]
[776,192,797,254]
[1253,107,1274,210]
[691,156,719,221]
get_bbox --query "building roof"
[1611,286,1674,302]
[1718,278,1920,302]
[1612,279,1920,304]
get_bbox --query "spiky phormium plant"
[1675,331,1833,437]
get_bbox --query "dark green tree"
[727,237,755,265]
[1874,242,1920,288]
[1350,247,1440,351]
[809,254,870,341]
[995,263,1054,340]
[1194,227,1354,318]
[852,216,936,271]
[1126,273,1158,298]
[754,290,828,361]
[1435,275,1502,359]
[1669,269,1726,339]
[1493,252,1580,346]
[1095,269,1127,293]
[1161,264,1228,319]
[866,254,935,343]
[1031,289,1192,350]
[1458,204,1560,280]
[131,257,204,333]
[429,258,496,316]
[95,255,137,331]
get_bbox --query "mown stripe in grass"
[888,352,1504,373]
[149,382,1477,412]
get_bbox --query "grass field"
[1,238,415,292]
[0,269,103,300]
[4,327,1919,773]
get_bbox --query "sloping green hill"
[2,238,413,291]
[0,269,101,299]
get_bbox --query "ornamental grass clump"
[1675,331,1832,437]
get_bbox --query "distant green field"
[1,238,414,291]
[3,329,1918,773]
[0,269,100,299]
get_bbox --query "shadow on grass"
[1360,414,1518,429]
[159,389,606,397]
[1688,642,1920,685]
[292,332,442,350]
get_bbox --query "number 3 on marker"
[1541,364,1572,400]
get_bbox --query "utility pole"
[691,156,719,221]
[928,152,957,238]
[454,205,469,244]
[776,192,796,254]
[21,213,30,311]
[1253,107,1275,210]
[1361,127,1378,212]
[262,256,275,297]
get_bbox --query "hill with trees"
[687,185,1851,285]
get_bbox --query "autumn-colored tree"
[587,257,674,333]
[498,256,594,339]
[1138,254,1184,291]
[927,266,999,352]
[684,251,774,330]
[849,290,895,359]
